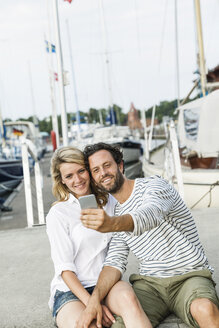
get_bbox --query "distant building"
[146,118,159,126]
[128,102,160,131]
[128,102,142,130]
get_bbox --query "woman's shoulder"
[46,198,79,224]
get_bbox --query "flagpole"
[52,0,68,146]
[66,19,81,138]
[28,61,39,134]
[49,65,60,148]
[45,0,60,147]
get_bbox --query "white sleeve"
[46,207,77,277]
[104,194,117,216]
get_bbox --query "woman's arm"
[61,270,91,306]
[62,270,115,327]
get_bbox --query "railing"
[21,138,45,228]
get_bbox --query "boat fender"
[51,130,57,151]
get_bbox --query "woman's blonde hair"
[50,146,107,206]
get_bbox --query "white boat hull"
[143,153,219,209]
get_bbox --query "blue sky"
[0,0,219,121]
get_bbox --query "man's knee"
[190,298,218,318]
[118,287,139,307]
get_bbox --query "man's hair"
[83,142,124,172]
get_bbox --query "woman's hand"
[101,304,115,327]
[75,295,103,328]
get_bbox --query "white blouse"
[46,193,116,310]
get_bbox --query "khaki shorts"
[128,269,219,328]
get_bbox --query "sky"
[0,0,219,121]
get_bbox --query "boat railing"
[168,121,184,199]
[21,138,45,228]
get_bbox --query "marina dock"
[1,152,218,328]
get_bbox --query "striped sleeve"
[130,178,176,236]
[103,232,130,275]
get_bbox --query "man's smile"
[101,176,114,184]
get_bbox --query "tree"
[145,99,178,123]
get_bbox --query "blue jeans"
[53,286,95,318]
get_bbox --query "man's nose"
[99,167,107,176]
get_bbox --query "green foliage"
[145,99,178,123]
[38,117,52,134]
[112,104,127,125]
[9,98,184,136]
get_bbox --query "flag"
[64,0,73,3]
[45,40,56,53]
[54,72,58,81]
[13,128,24,136]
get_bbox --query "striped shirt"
[104,176,212,277]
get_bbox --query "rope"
[190,181,219,209]
[0,183,18,192]
[0,168,23,180]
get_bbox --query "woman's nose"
[74,174,82,183]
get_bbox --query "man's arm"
[76,266,121,328]
[80,208,134,232]
[81,178,177,235]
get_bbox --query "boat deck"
[0,152,218,327]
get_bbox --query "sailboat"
[69,0,143,178]
[143,0,219,209]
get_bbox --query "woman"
[46,146,152,328]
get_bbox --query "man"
[78,142,219,328]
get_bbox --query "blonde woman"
[46,146,151,328]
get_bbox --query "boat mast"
[0,105,5,148]
[52,0,68,145]
[194,0,207,97]
[99,0,115,126]
[174,0,180,106]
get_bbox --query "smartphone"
[78,194,98,209]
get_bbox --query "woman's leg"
[56,300,97,328]
[105,281,152,328]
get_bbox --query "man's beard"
[97,168,125,194]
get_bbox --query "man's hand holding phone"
[80,207,113,233]
[79,195,112,233]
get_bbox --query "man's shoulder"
[135,175,166,188]
[134,176,174,198]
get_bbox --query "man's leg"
[105,280,152,328]
[130,274,170,327]
[171,271,219,328]
[190,298,219,328]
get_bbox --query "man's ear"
[119,161,124,173]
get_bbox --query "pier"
[0,152,218,328]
